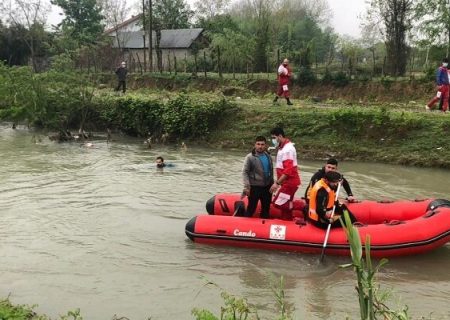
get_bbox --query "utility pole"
[148,0,153,72]
[142,0,147,72]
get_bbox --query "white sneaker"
[425,105,431,111]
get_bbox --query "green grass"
[207,97,450,168]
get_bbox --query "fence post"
[218,47,222,79]
[174,53,177,76]
[204,51,207,78]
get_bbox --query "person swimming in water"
[156,156,166,168]
[156,156,175,169]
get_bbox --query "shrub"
[333,71,350,87]
[321,69,333,85]
[296,67,317,87]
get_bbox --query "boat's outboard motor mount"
[427,199,450,211]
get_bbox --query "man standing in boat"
[304,158,356,203]
[242,136,274,219]
[308,171,357,229]
[269,127,301,220]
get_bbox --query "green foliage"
[0,297,84,320]
[0,63,98,130]
[95,92,234,138]
[414,0,450,49]
[198,14,240,35]
[51,0,104,47]
[0,298,37,320]
[340,211,410,320]
[422,66,436,83]
[59,308,83,320]
[0,23,30,65]
[296,67,317,86]
[332,71,350,87]
[162,93,233,138]
[210,29,256,73]
[97,94,164,136]
[269,275,294,319]
[380,76,394,89]
[192,275,294,320]
[328,107,423,140]
[151,0,193,29]
[321,69,334,85]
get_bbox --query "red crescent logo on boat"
[270,224,286,240]
[233,229,256,237]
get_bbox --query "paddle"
[233,192,246,217]
[319,180,342,263]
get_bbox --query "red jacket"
[274,139,301,187]
[278,64,292,86]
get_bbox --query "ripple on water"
[1,127,450,319]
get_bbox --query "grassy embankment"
[207,97,450,168]
[108,73,450,168]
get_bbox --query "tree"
[230,0,273,72]
[196,14,239,35]
[152,0,192,29]
[1,0,50,71]
[52,0,104,47]
[194,0,230,20]
[0,22,30,65]
[210,28,256,76]
[99,0,129,53]
[414,0,450,56]
[360,19,385,75]
[149,0,193,71]
[366,0,414,76]
[99,0,129,30]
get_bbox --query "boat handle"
[384,220,405,226]
[424,210,438,218]
[219,199,230,213]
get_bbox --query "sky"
[46,0,367,38]
[327,0,368,38]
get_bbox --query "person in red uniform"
[426,57,449,112]
[269,127,301,220]
[273,58,293,106]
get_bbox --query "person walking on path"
[426,57,449,112]
[115,61,128,94]
[242,136,274,219]
[273,58,293,106]
[269,127,301,220]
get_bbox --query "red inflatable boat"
[185,194,450,257]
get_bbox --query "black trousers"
[116,80,126,93]
[245,185,272,219]
[309,204,357,229]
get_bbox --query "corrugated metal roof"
[104,14,142,35]
[110,29,203,49]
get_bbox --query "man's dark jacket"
[304,167,353,200]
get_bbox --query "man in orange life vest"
[269,127,301,220]
[273,58,293,106]
[307,171,357,229]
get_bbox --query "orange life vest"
[308,179,335,221]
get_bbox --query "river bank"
[2,124,450,319]
[207,96,450,168]
[96,75,450,168]
[1,64,449,168]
